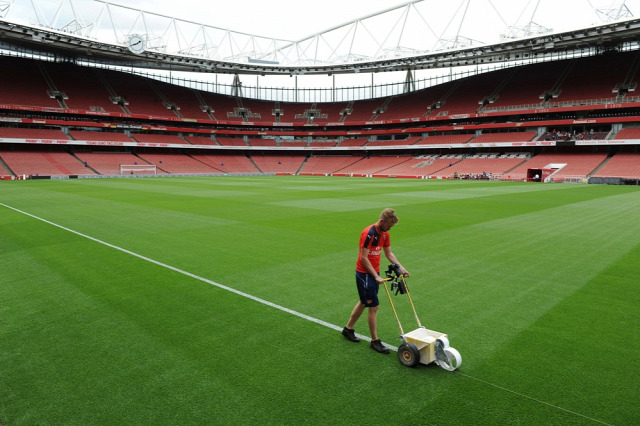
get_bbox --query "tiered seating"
[614,127,640,139]
[0,151,93,176]
[240,98,277,122]
[277,102,314,123]
[149,81,212,120]
[591,153,640,179]
[379,94,431,121]
[248,138,277,147]
[299,156,363,174]
[366,137,421,147]
[46,63,123,113]
[184,135,218,145]
[416,134,474,145]
[308,140,338,147]
[73,152,153,175]
[373,155,464,177]
[136,153,219,174]
[312,101,350,123]
[250,154,306,173]
[130,133,188,144]
[472,131,537,143]
[334,156,410,175]
[540,130,609,141]
[0,127,69,140]
[99,69,177,117]
[0,58,61,108]
[430,69,510,117]
[69,130,134,143]
[551,53,632,104]
[338,138,369,147]
[484,61,560,111]
[279,141,307,147]
[197,92,241,122]
[440,154,527,178]
[421,156,464,175]
[191,153,257,173]
[215,137,248,146]
[365,156,414,175]
[504,153,607,181]
[343,99,385,122]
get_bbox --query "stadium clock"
[126,34,146,54]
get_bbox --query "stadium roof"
[1,0,639,76]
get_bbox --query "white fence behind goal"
[120,164,157,175]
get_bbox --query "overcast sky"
[105,0,404,40]
[104,0,638,41]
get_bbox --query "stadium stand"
[343,98,386,122]
[69,130,135,143]
[440,154,528,179]
[549,53,633,105]
[97,69,178,117]
[482,61,561,111]
[147,80,212,120]
[0,51,639,183]
[334,156,412,175]
[130,133,189,145]
[216,137,248,146]
[338,138,369,147]
[248,138,278,147]
[183,135,219,145]
[427,69,510,117]
[250,154,306,173]
[135,153,219,174]
[45,62,126,113]
[0,58,62,109]
[416,134,474,145]
[471,131,537,143]
[0,151,93,176]
[0,127,69,140]
[191,153,257,173]
[591,152,640,179]
[308,140,338,147]
[614,127,640,139]
[502,152,608,181]
[73,152,155,175]
[366,137,421,146]
[299,155,364,174]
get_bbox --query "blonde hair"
[380,208,399,224]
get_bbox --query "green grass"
[1,176,638,425]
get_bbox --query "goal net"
[120,164,157,175]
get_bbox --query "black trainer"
[342,327,360,343]
[370,339,390,354]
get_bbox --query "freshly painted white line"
[0,201,610,424]
[0,202,383,341]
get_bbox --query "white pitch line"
[454,372,612,425]
[0,201,611,425]
[0,202,364,340]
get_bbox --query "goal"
[120,164,157,175]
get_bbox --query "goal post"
[120,164,157,175]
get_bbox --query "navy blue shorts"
[355,271,379,307]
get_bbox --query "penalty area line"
[2,202,607,424]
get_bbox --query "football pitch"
[1,176,638,425]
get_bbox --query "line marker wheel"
[398,342,420,367]
[382,264,462,371]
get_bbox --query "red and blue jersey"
[356,223,390,273]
